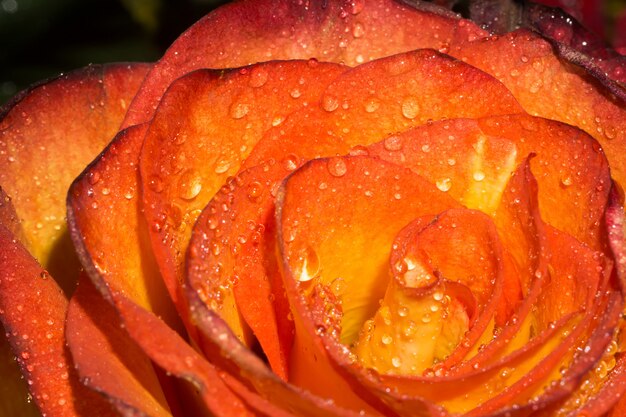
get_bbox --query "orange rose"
[1,1,625,416]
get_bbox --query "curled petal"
[0,63,150,293]
[0,225,117,417]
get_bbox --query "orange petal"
[186,162,301,379]
[66,275,173,417]
[243,49,523,169]
[366,114,610,249]
[67,123,179,329]
[0,63,150,293]
[187,288,382,417]
[276,155,460,412]
[450,29,626,190]
[122,0,488,127]
[139,61,345,318]
[0,224,117,416]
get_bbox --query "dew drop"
[214,160,231,174]
[391,357,402,368]
[229,102,250,119]
[436,178,452,192]
[282,154,299,171]
[178,170,203,200]
[401,97,420,119]
[383,135,402,151]
[352,22,365,38]
[560,176,573,187]
[290,88,302,98]
[364,98,380,113]
[322,95,339,112]
[473,171,485,182]
[248,67,269,88]
[148,175,164,193]
[295,246,320,282]
[381,334,393,345]
[327,157,347,177]
[247,181,263,200]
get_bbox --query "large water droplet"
[249,67,269,88]
[383,135,402,151]
[327,157,347,177]
[401,97,420,119]
[322,95,339,112]
[295,246,320,282]
[178,169,203,200]
[230,101,250,119]
[436,178,452,192]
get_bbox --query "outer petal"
[66,275,173,417]
[122,0,489,127]
[449,29,626,189]
[67,123,180,329]
[0,224,117,417]
[0,63,150,292]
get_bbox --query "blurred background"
[0,0,229,105]
[0,0,624,106]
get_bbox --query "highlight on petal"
[0,225,117,417]
[122,0,489,127]
[0,63,150,293]
[66,275,173,417]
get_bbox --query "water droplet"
[322,95,339,112]
[433,291,444,301]
[436,178,452,192]
[560,176,573,187]
[247,181,263,200]
[364,98,380,113]
[290,88,302,98]
[178,170,202,200]
[327,157,347,177]
[352,22,365,38]
[295,246,320,282]
[148,175,164,193]
[381,334,393,345]
[391,357,402,368]
[229,102,250,119]
[473,171,485,182]
[101,187,110,196]
[249,67,269,88]
[214,160,231,174]
[401,97,420,119]
[88,172,101,185]
[282,154,299,171]
[383,135,402,151]
[272,116,284,126]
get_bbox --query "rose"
[0,0,625,416]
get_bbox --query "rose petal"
[187,162,301,379]
[243,49,523,169]
[139,61,345,326]
[122,0,489,128]
[367,114,610,249]
[0,63,150,293]
[276,155,460,412]
[66,275,174,417]
[67,123,180,329]
[449,29,626,189]
[0,224,117,416]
